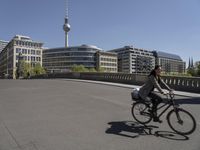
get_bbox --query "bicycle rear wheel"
[131,102,152,124]
[167,108,196,135]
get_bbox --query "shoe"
[153,117,162,123]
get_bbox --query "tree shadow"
[105,121,189,141]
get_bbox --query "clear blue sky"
[0,0,200,65]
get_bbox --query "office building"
[96,51,117,72]
[153,51,186,73]
[43,45,118,73]
[0,35,43,78]
[43,45,100,73]
[0,40,9,53]
[108,46,155,74]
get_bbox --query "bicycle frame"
[156,98,178,119]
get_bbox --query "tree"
[187,68,196,76]
[71,65,89,72]
[88,68,96,72]
[196,64,200,76]
[97,67,105,72]
[32,63,46,75]
[16,53,23,79]
[23,62,32,78]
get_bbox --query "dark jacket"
[138,75,171,100]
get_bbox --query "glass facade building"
[43,45,101,73]
[153,51,186,73]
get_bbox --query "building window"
[16,48,21,53]
[31,50,35,55]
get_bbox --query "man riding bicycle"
[138,65,173,122]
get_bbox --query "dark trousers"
[148,92,163,115]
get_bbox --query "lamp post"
[16,52,23,79]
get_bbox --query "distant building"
[153,51,186,73]
[188,57,194,69]
[108,46,155,74]
[96,51,117,72]
[43,45,117,73]
[0,40,9,52]
[43,45,99,73]
[0,35,43,78]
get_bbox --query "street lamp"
[16,52,23,79]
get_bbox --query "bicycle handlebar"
[165,91,175,99]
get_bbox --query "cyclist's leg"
[149,92,163,111]
[148,92,163,122]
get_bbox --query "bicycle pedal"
[153,117,162,123]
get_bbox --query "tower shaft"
[63,0,70,47]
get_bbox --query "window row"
[16,56,41,62]
[44,52,95,57]
[100,57,117,62]
[44,62,96,67]
[15,41,42,48]
[16,48,41,55]
[100,63,117,67]
[43,57,96,62]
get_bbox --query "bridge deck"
[0,79,199,150]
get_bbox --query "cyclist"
[138,65,173,122]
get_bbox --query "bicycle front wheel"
[167,108,196,135]
[131,102,152,124]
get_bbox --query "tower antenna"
[65,0,68,18]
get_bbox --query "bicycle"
[131,90,196,135]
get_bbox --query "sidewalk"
[62,79,200,98]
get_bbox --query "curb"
[61,79,200,98]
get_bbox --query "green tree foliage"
[187,68,196,76]
[16,61,45,78]
[88,68,96,72]
[196,64,200,76]
[97,67,105,72]
[71,65,89,72]
[22,61,32,77]
[71,65,99,72]
[32,63,46,75]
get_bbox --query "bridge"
[0,79,200,150]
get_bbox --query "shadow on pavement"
[155,131,189,140]
[105,121,189,141]
[175,97,200,105]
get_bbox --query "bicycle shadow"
[105,121,189,141]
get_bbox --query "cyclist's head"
[149,65,162,77]
[154,65,162,76]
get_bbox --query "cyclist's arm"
[160,79,172,91]
[149,75,164,94]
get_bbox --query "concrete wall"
[31,72,200,93]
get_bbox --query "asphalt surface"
[0,79,200,150]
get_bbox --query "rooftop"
[153,51,182,60]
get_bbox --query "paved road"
[0,79,200,150]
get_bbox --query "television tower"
[63,0,70,47]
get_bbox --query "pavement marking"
[2,122,23,150]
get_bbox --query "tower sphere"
[63,23,70,32]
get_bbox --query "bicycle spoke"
[167,109,196,135]
[132,102,152,124]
